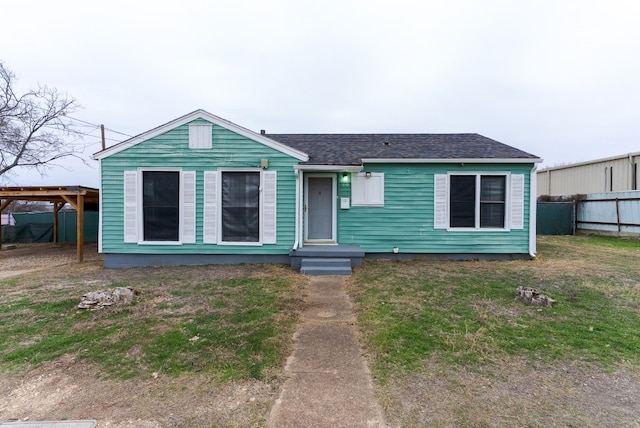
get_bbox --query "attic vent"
[189,124,212,149]
[260,129,266,135]
[384,141,390,146]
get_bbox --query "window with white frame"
[142,171,180,241]
[434,173,524,231]
[203,170,277,245]
[123,169,196,244]
[351,172,384,206]
[221,171,260,242]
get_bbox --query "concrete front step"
[300,258,352,276]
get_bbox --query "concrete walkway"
[268,276,387,428]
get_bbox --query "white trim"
[97,160,103,253]
[529,165,538,257]
[294,164,363,172]
[293,169,303,250]
[362,158,542,164]
[93,109,309,161]
[304,173,337,243]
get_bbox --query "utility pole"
[101,124,106,150]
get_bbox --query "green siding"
[337,163,533,254]
[100,121,299,255]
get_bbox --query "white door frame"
[303,173,337,244]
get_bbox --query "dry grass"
[349,235,640,427]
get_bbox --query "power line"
[66,116,133,138]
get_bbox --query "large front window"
[450,174,506,229]
[221,171,260,242]
[142,171,180,241]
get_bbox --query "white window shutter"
[203,171,218,244]
[123,171,138,243]
[351,174,366,205]
[262,171,277,244]
[510,174,525,229]
[182,171,196,243]
[433,174,449,229]
[352,173,384,206]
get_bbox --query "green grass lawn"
[348,235,640,383]
[0,264,303,381]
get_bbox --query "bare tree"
[0,61,83,181]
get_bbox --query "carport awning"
[0,186,99,262]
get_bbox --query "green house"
[93,110,542,273]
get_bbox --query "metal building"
[538,152,640,196]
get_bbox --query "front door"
[305,175,335,242]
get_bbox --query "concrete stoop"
[300,257,352,276]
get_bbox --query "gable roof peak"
[92,110,308,161]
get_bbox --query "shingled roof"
[265,133,540,165]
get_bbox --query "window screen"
[450,175,476,227]
[142,171,180,241]
[450,174,507,229]
[480,175,506,228]
[221,172,260,242]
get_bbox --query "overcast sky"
[2,0,639,188]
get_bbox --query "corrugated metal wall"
[577,191,640,235]
[538,153,640,196]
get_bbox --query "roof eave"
[92,109,309,162]
[361,157,543,164]
[293,164,363,172]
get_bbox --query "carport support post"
[0,199,11,250]
[0,199,3,250]
[77,194,84,262]
[53,202,65,244]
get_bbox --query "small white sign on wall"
[340,197,350,209]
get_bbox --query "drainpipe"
[292,169,301,251]
[529,164,538,258]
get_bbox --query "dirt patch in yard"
[377,357,640,427]
[0,356,278,427]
